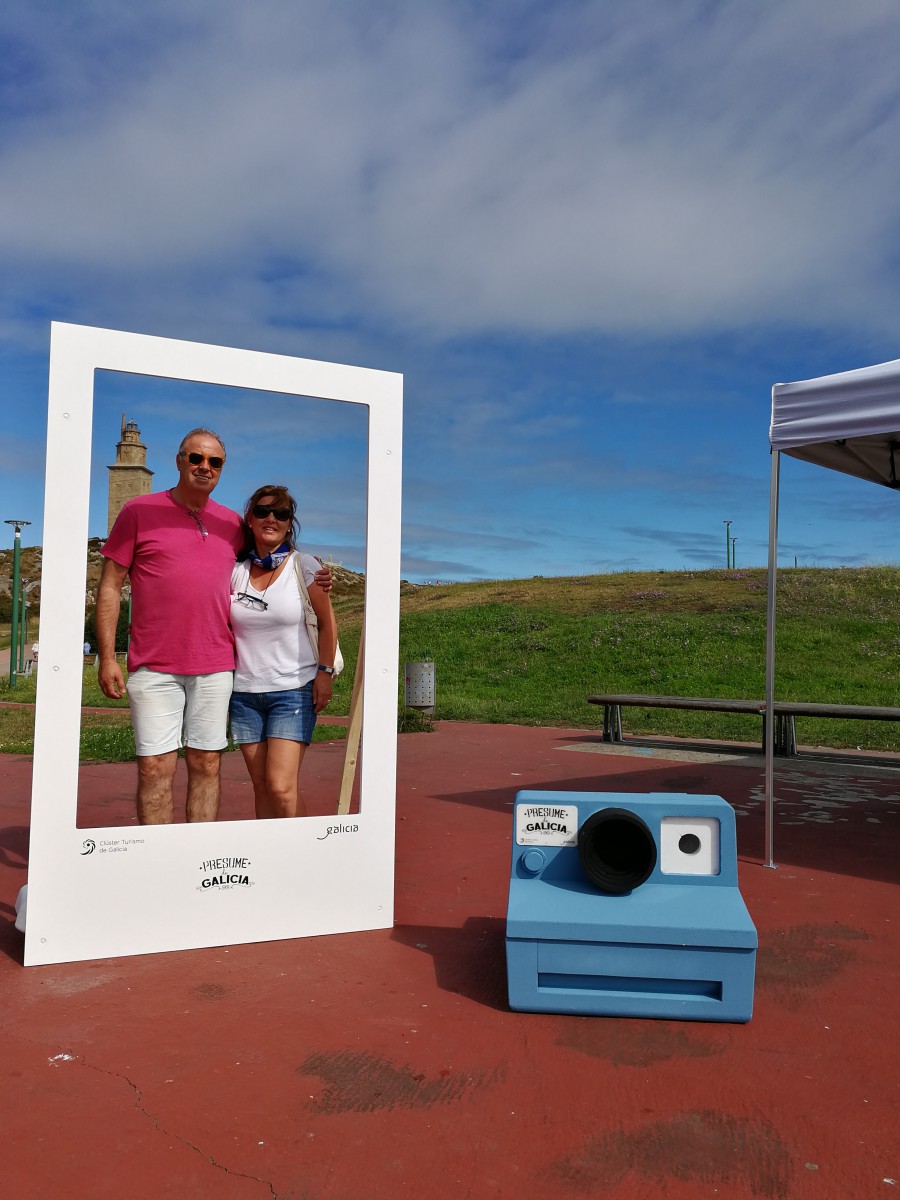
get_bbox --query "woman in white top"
[229,484,338,818]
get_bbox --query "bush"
[84,602,130,653]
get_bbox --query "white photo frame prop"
[25,322,402,966]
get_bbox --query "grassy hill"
[329,564,900,750]
[321,564,900,748]
[3,563,900,753]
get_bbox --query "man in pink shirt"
[97,428,328,825]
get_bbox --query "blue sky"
[2,0,899,581]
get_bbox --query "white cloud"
[402,522,541,554]
[3,1,900,581]
[0,0,898,343]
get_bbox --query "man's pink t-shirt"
[102,492,244,675]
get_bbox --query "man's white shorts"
[126,668,233,756]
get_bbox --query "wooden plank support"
[336,628,365,816]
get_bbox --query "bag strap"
[293,553,320,652]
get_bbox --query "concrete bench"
[587,693,900,756]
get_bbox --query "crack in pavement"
[51,1049,279,1199]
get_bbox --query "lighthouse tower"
[107,414,154,533]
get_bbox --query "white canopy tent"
[765,356,900,866]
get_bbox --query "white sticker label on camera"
[516,804,579,846]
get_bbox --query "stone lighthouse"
[107,414,154,532]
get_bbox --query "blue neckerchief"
[248,542,291,569]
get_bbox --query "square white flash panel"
[659,816,720,876]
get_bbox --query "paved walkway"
[1,724,898,1198]
[0,641,36,678]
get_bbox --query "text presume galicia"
[198,856,255,891]
[515,804,579,847]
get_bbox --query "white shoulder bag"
[294,554,344,677]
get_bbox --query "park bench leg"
[772,714,798,757]
[786,716,796,756]
[602,704,623,743]
[774,714,786,755]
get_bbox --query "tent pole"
[764,449,780,869]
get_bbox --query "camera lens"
[578,808,657,894]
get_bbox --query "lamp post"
[18,577,29,673]
[18,578,37,673]
[723,520,733,569]
[4,519,31,688]
[731,537,737,569]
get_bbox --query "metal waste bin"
[404,661,435,716]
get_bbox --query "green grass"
[76,720,346,764]
[0,672,352,763]
[0,673,38,705]
[0,704,38,754]
[397,567,900,751]
[312,724,349,741]
[80,720,136,762]
[397,707,435,733]
[0,648,360,714]
[0,704,136,760]
[4,566,900,755]
[0,666,131,710]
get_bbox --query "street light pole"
[4,519,31,689]
[731,537,737,569]
[18,577,29,673]
[723,520,733,569]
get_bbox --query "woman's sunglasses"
[182,451,224,469]
[252,503,292,521]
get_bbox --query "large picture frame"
[24,322,402,966]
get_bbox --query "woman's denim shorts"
[229,682,317,745]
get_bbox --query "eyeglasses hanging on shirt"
[187,510,208,539]
[235,592,268,611]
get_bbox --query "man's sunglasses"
[252,504,292,521]
[182,451,224,469]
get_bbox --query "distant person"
[83,641,91,655]
[31,642,38,661]
[229,485,338,818]
[96,429,332,826]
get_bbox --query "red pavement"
[0,723,898,1199]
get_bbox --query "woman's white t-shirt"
[230,552,319,692]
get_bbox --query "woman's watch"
[317,664,335,676]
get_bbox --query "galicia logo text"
[317,823,359,840]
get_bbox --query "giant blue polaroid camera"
[506,791,757,1022]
